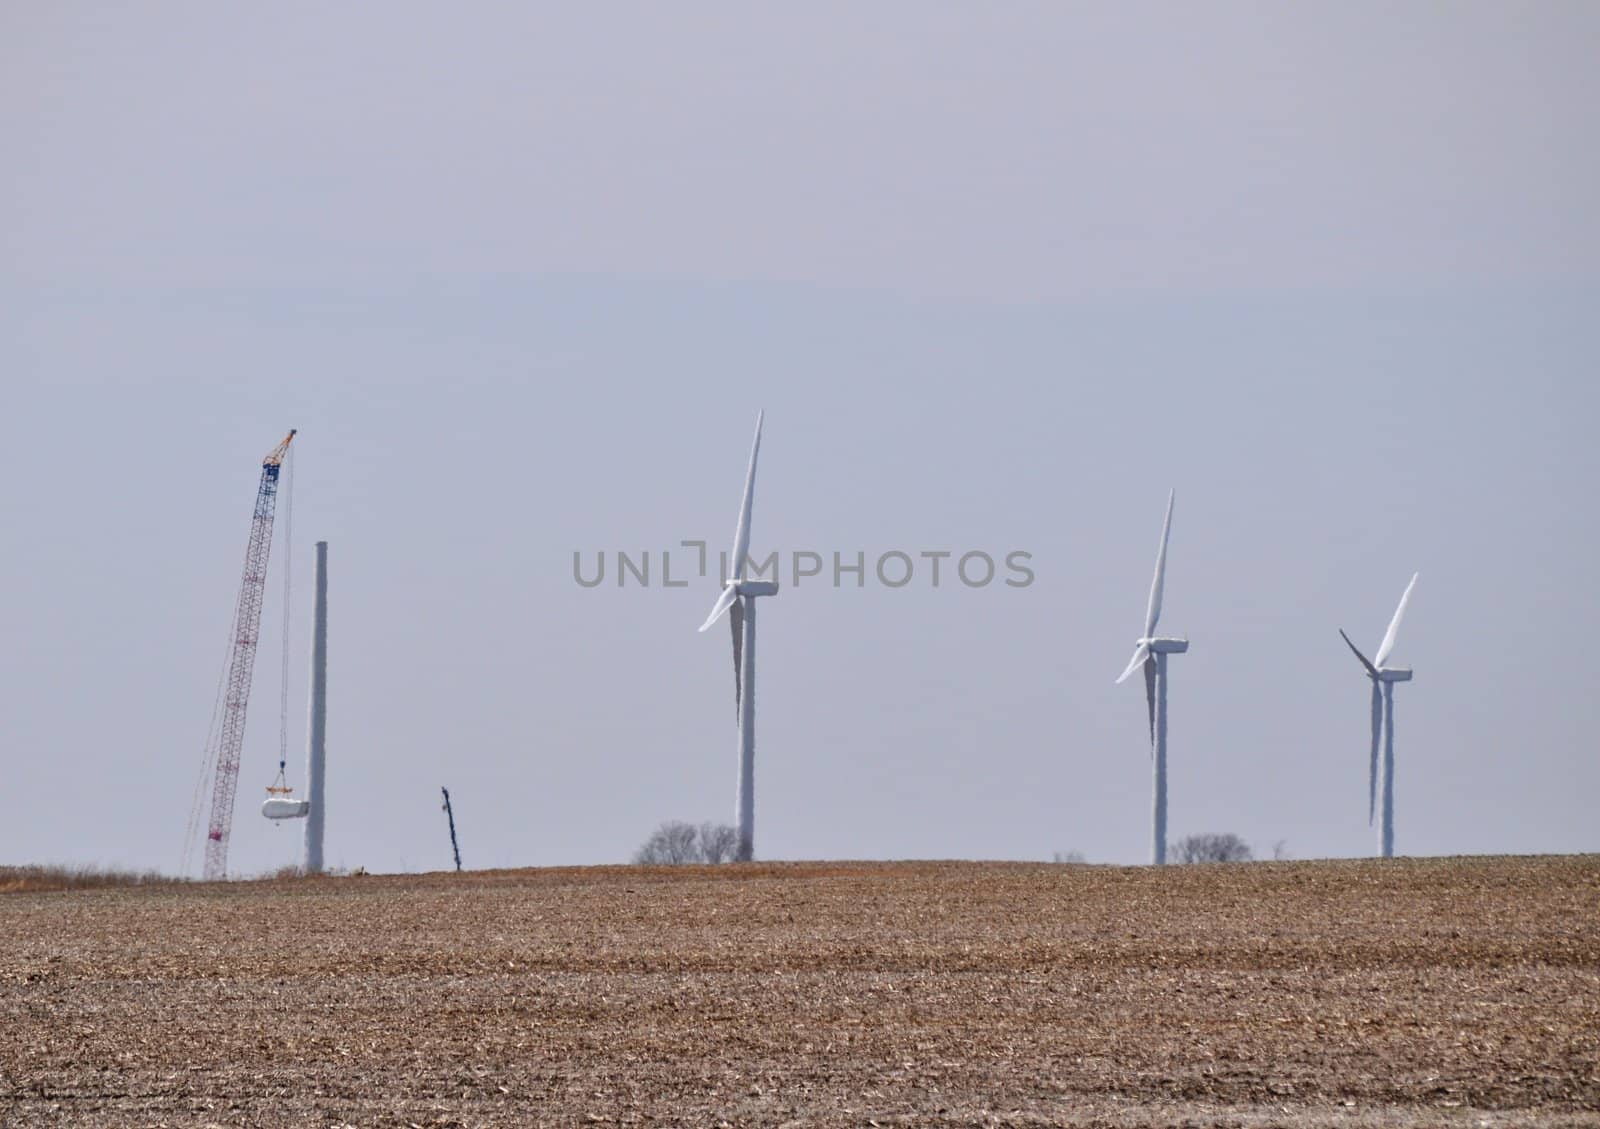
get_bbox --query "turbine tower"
[302,541,329,873]
[698,411,777,862]
[1339,572,1418,859]
[1115,490,1188,866]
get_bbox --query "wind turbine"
[698,411,777,862]
[1116,490,1188,866]
[1339,572,1418,859]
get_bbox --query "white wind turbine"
[698,411,777,862]
[1115,490,1188,866]
[1339,572,1418,859]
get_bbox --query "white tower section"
[303,541,329,873]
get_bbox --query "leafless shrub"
[1052,850,1088,864]
[1172,833,1254,864]
[698,823,741,864]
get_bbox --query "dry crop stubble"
[1,856,1597,1126]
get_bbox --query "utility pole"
[440,787,462,872]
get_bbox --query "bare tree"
[1172,832,1254,864]
[1052,850,1087,865]
[698,822,740,864]
[633,821,741,865]
[633,821,701,864]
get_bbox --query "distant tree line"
[632,826,1268,866]
[1051,836,1261,865]
[633,821,740,865]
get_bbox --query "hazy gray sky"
[4,3,1597,875]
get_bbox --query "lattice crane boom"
[201,429,296,880]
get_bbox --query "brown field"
[1,856,1597,1128]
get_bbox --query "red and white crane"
[188,429,296,880]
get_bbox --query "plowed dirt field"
[2,856,1597,1127]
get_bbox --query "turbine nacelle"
[736,580,779,598]
[1376,667,1413,682]
[1139,637,1189,654]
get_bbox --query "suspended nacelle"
[262,796,310,820]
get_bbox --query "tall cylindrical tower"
[1152,651,1168,866]
[303,541,328,873]
[735,595,757,862]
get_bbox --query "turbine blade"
[1144,490,1175,637]
[1369,681,1382,825]
[1374,572,1417,668]
[730,597,744,719]
[1339,628,1379,677]
[698,584,738,632]
[1116,642,1151,685]
[1143,653,1157,752]
[728,411,764,583]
